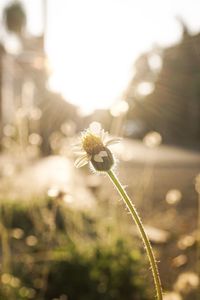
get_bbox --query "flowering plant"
[74,122,163,300]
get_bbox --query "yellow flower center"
[82,133,104,155]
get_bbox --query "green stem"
[107,170,163,300]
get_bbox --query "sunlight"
[2,0,200,113]
[44,0,200,113]
[46,0,141,114]
[48,57,131,115]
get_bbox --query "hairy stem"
[107,170,163,300]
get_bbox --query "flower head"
[74,122,120,172]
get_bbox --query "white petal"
[74,155,89,168]
[72,138,82,147]
[105,138,121,146]
[75,154,87,164]
[74,150,86,155]
[72,142,83,152]
[81,131,87,138]
[101,130,108,142]
[93,151,108,162]
[94,154,103,163]
[89,122,102,134]
[76,159,89,168]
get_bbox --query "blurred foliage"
[126,28,200,149]
[4,1,26,35]
[0,198,151,300]
[45,240,148,300]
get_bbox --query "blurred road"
[113,139,200,204]
[0,139,200,211]
[115,139,200,166]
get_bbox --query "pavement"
[0,155,95,209]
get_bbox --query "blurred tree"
[3,1,26,36]
[126,22,200,149]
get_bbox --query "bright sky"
[1,0,200,114]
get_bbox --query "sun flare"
[44,0,200,113]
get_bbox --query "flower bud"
[90,146,114,172]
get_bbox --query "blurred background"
[0,1,200,299]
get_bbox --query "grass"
[0,196,152,300]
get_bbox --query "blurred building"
[1,34,47,124]
[0,35,77,153]
[0,1,78,154]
